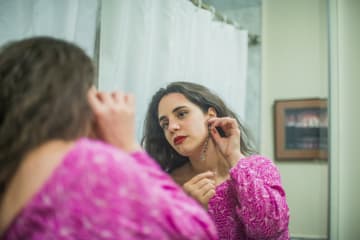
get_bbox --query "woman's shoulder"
[231,154,282,181]
[231,154,279,175]
[238,154,274,166]
[68,138,131,167]
[64,138,145,179]
[0,139,91,235]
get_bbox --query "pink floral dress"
[2,138,218,240]
[208,155,290,240]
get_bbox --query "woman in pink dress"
[142,81,290,239]
[0,37,217,240]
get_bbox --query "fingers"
[208,117,240,138]
[86,87,139,152]
[183,172,217,209]
[203,188,216,202]
[111,91,122,102]
[111,92,134,105]
[198,179,215,195]
[196,178,216,190]
[208,117,238,132]
[184,178,215,195]
[124,93,135,107]
[87,86,102,114]
[98,91,113,104]
[88,87,134,115]
[207,117,242,168]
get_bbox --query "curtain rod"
[188,0,260,46]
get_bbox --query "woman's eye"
[160,122,169,130]
[177,111,188,118]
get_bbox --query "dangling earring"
[200,125,211,161]
[200,137,209,161]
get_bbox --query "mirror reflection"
[100,0,329,239]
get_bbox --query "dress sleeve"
[71,143,218,240]
[229,155,289,239]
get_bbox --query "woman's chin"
[174,146,191,157]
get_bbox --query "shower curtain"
[0,0,99,58]
[99,0,248,139]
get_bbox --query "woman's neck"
[188,139,229,178]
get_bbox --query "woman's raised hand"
[208,117,243,168]
[87,87,141,153]
[182,171,216,209]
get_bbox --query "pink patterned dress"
[208,155,290,240]
[2,138,218,240]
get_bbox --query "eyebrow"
[158,106,187,123]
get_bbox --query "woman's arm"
[229,155,289,239]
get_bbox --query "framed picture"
[274,98,328,160]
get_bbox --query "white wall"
[262,0,328,238]
[329,0,360,239]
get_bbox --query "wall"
[262,0,328,238]
[329,0,360,239]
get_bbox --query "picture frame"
[274,98,328,160]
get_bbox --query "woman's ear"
[207,107,217,118]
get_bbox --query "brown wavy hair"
[0,37,95,193]
[141,81,257,173]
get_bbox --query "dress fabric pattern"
[208,155,290,240]
[2,138,217,240]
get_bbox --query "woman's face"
[158,93,212,158]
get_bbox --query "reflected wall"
[261,0,328,238]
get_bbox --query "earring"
[200,126,211,161]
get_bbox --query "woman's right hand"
[182,171,216,209]
[87,87,141,153]
[208,117,243,168]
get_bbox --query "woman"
[142,81,290,239]
[0,37,217,239]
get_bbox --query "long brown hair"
[0,37,95,193]
[141,81,257,172]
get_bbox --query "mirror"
[99,0,329,238]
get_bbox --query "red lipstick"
[174,136,186,145]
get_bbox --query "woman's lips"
[174,136,186,145]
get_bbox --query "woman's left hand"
[208,117,243,168]
[87,87,141,153]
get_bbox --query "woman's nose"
[168,121,180,131]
